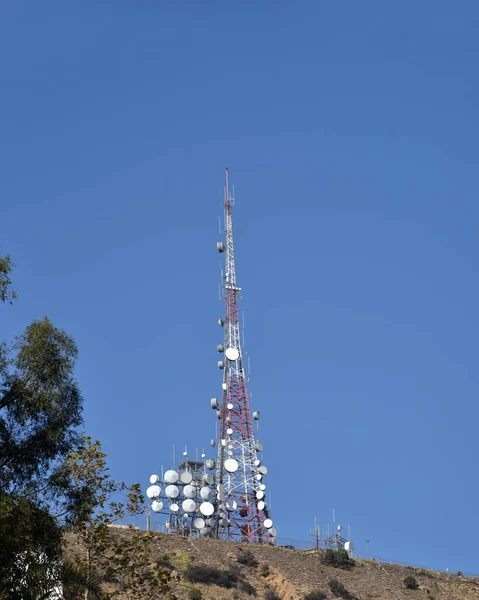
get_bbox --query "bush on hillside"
[320,549,354,570]
[237,548,259,568]
[403,575,418,589]
[304,591,328,600]
[260,563,270,577]
[329,578,351,599]
[185,564,239,588]
[240,580,257,596]
[188,588,202,600]
[264,591,282,600]
[155,554,173,569]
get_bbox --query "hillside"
[70,530,479,600]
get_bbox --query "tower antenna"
[214,167,274,543]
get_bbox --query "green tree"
[0,317,83,590]
[0,254,17,303]
[64,437,173,599]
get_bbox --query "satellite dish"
[183,485,196,499]
[218,317,225,327]
[254,459,261,466]
[344,541,353,552]
[200,527,211,536]
[219,518,229,527]
[181,471,193,484]
[269,527,277,537]
[210,398,219,410]
[203,473,215,485]
[151,500,163,512]
[164,470,179,484]
[260,484,266,491]
[256,474,262,481]
[224,458,239,473]
[217,242,225,253]
[222,383,228,391]
[165,520,171,528]
[200,502,215,516]
[149,474,159,484]
[227,428,233,435]
[218,361,225,370]
[194,517,205,529]
[165,485,180,499]
[170,503,179,512]
[217,344,224,353]
[217,483,226,501]
[252,411,260,420]
[146,485,161,499]
[225,347,239,361]
[255,441,263,452]
[259,466,268,475]
[263,518,273,529]
[200,487,211,500]
[182,499,196,513]
[227,402,233,409]
[256,490,265,500]
[257,501,266,511]
[225,499,237,511]
[210,439,216,447]
[206,458,216,470]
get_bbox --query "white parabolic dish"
[146,485,161,499]
[151,500,163,512]
[182,499,196,513]
[183,485,196,499]
[164,470,179,484]
[225,347,239,361]
[225,499,237,511]
[170,503,179,512]
[165,485,180,499]
[181,471,193,484]
[257,500,266,511]
[149,474,159,484]
[194,517,205,529]
[263,518,273,529]
[200,487,211,500]
[224,458,239,473]
[256,490,265,500]
[200,501,215,516]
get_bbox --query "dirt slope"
[140,532,479,600]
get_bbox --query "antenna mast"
[215,168,274,543]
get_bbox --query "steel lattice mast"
[214,168,274,543]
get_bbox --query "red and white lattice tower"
[213,168,275,543]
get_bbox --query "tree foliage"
[65,437,174,599]
[0,317,83,588]
[0,254,17,303]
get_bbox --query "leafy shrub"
[457,571,463,576]
[264,591,282,600]
[260,563,270,577]
[188,588,202,600]
[304,591,328,600]
[155,554,173,569]
[237,549,259,568]
[329,578,350,598]
[240,580,257,596]
[320,549,354,570]
[185,564,239,588]
[403,575,418,589]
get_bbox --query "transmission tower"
[213,168,275,543]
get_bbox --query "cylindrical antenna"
[172,444,175,468]
[225,167,229,202]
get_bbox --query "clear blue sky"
[1,1,478,573]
